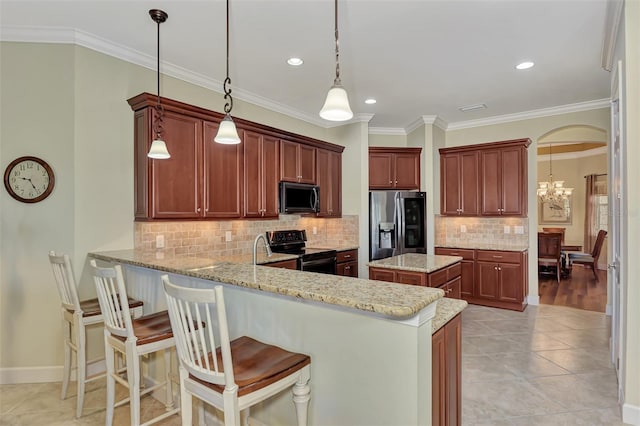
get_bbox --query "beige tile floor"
[0,303,627,425]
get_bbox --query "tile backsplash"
[135,215,359,256]
[434,216,529,247]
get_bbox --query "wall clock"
[4,156,55,203]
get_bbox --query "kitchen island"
[89,249,448,425]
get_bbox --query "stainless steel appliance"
[369,191,427,261]
[266,230,337,274]
[279,182,320,214]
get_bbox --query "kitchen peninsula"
[89,249,463,425]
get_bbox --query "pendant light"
[319,0,353,121]
[214,0,241,144]
[147,9,170,159]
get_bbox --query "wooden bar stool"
[162,275,311,426]
[90,260,179,426]
[48,251,144,418]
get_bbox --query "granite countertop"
[436,242,528,252]
[367,253,463,273]
[432,298,468,333]
[89,249,443,319]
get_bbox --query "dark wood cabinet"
[280,140,316,184]
[264,259,297,270]
[369,147,421,190]
[316,149,342,217]
[439,139,530,217]
[368,261,461,296]
[129,93,343,221]
[203,121,242,218]
[479,145,527,216]
[432,313,462,426]
[369,267,396,283]
[434,248,475,299]
[440,151,479,215]
[243,131,279,218]
[337,250,358,277]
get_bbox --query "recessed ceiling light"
[364,98,377,105]
[516,61,535,70]
[459,103,487,112]
[287,57,303,66]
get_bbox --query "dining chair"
[542,227,566,244]
[568,230,608,281]
[90,260,179,426]
[48,251,144,418]
[538,232,563,283]
[162,275,312,426]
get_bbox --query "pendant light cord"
[549,143,553,179]
[334,0,341,84]
[223,0,233,114]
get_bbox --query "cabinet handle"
[493,255,503,258]
[494,266,498,270]
[389,180,393,184]
[197,207,201,213]
[498,266,502,271]
[345,266,351,270]
[450,252,459,256]
[344,254,351,259]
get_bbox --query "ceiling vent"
[459,103,487,112]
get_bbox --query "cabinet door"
[460,151,479,215]
[261,136,280,217]
[445,314,462,426]
[243,131,263,218]
[480,149,502,216]
[369,153,394,189]
[500,146,525,216]
[279,140,299,183]
[460,260,475,299]
[497,263,522,303]
[394,153,420,190]
[203,121,242,218]
[151,111,202,219]
[337,261,358,277]
[329,151,342,216]
[432,327,446,426]
[441,153,462,215]
[316,149,331,217]
[445,277,462,299]
[298,144,317,184]
[476,261,499,299]
[396,270,426,286]
[265,259,297,270]
[369,267,395,282]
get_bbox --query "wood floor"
[538,264,608,313]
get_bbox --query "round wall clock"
[4,156,55,203]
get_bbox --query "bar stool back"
[90,260,179,426]
[48,251,143,418]
[162,275,311,426]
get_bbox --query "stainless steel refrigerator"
[369,191,427,261]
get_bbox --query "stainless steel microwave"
[279,182,320,214]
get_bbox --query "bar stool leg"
[76,315,87,418]
[164,349,174,411]
[105,333,116,426]
[61,318,72,400]
[292,370,311,426]
[127,344,141,426]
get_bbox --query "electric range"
[266,230,337,274]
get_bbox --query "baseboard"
[0,360,106,385]
[623,402,640,425]
[527,295,540,305]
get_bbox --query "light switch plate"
[460,225,467,233]
[156,234,165,248]
[225,231,232,242]
[503,226,511,234]
[514,226,524,234]
[313,226,318,235]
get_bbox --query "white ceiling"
[0,0,612,131]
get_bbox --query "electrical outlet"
[514,226,524,234]
[503,226,511,234]
[313,226,318,235]
[155,234,165,249]
[225,231,232,242]
[460,225,467,233]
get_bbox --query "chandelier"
[537,143,573,203]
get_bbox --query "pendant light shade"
[147,9,170,159]
[214,114,241,144]
[214,0,241,144]
[320,0,353,122]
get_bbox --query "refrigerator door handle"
[396,193,405,255]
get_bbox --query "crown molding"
[446,99,611,131]
[368,127,407,136]
[601,0,623,72]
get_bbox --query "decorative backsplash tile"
[434,216,529,247]
[135,215,359,256]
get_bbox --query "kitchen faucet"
[253,233,272,265]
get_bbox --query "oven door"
[300,256,337,275]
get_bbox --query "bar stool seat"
[48,251,144,418]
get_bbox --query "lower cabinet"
[264,259,297,270]
[432,314,462,426]
[337,249,358,277]
[435,247,528,311]
[368,262,462,299]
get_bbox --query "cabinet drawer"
[396,271,426,286]
[265,259,298,270]
[428,268,448,288]
[435,247,475,261]
[337,249,358,263]
[476,250,521,263]
[337,261,358,277]
[447,262,462,281]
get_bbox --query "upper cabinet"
[316,148,342,217]
[280,140,316,184]
[128,93,343,221]
[439,139,530,217]
[369,147,421,190]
